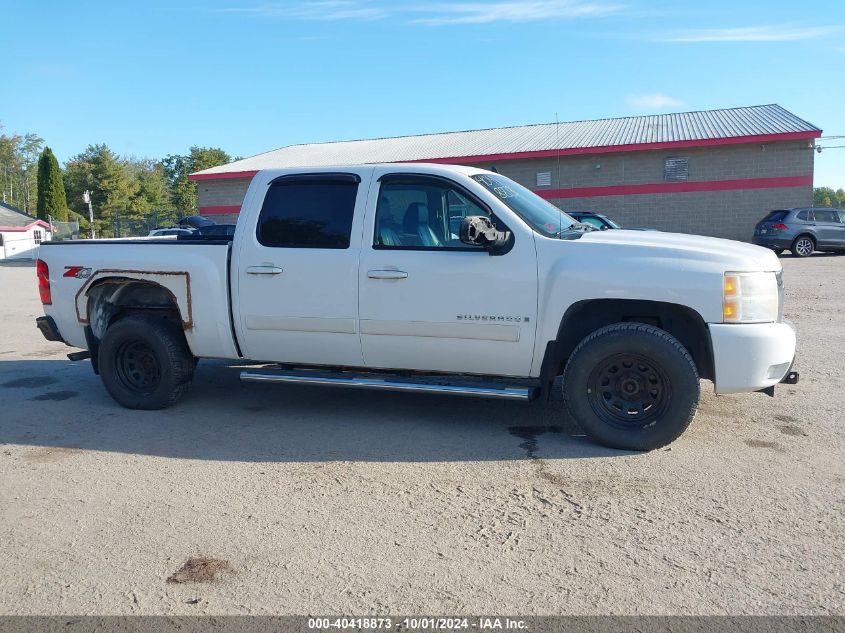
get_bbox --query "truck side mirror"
[459,216,511,254]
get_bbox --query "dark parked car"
[567,211,653,231]
[568,211,620,230]
[752,208,845,257]
[196,224,237,238]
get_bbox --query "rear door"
[358,170,538,377]
[232,170,372,365]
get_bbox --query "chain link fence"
[48,219,81,241]
[111,212,183,238]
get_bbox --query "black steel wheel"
[587,353,671,429]
[99,314,194,410]
[563,323,700,451]
[115,340,162,394]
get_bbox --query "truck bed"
[38,239,239,360]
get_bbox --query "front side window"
[33,230,42,244]
[257,177,358,248]
[374,176,496,250]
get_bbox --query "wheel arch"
[540,298,714,396]
[76,271,193,340]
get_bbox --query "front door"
[811,208,844,248]
[358,171,538,377]
[233,170,371,365]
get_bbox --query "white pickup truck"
[35,164,799,450]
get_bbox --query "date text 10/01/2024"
[307,617,528,630]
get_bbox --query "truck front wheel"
[98,314,195,410]
[562,323,700,451]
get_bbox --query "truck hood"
[576,229,781,272]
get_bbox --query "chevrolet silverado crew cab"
[34,164,799,450]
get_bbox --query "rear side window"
[813,209,840,223]
[796,210,810,221]
[764,210,789,222]
[257,177,359,248]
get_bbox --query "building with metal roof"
[190,104,821,241]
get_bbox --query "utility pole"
[82,190,95,239]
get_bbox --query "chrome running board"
[240,369,535,401]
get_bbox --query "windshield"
[471,173,576,237]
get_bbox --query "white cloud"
[412,1,624,25]
[665,24,841,43]
[627,93,684,110]
[221,0,624,24]
[221,1,388,21]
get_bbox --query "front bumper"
[709,321,797,395]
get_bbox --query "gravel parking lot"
[0,255,842,616]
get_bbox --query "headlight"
[723,272,779,323]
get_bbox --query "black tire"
[98,314,194,410]
[562,323,700,451]
[791,235,814,258]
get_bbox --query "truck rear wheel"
[562,323,699,451]
[98,314,194,410]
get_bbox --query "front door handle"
[367,269,409,280]
[246,265,284,275]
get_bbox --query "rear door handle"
[246,265,284,275]
[367,269,409,280]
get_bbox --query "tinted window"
[764,210,789,222]
[813,209,840,223]
[374,177,495,249]
[257,179,358,248]
[796,210,810,221]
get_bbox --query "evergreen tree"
[36,147,69,221]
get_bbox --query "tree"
[814,187,845,208]
[36,147,69,221]
[64,144,135,232]
[163,146,231,216]
[0,124,44,214]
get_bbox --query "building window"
[33,230,42,244]
[664,157,689,182]
[536,171,552,187]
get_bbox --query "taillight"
[771,223,789,231]
[36,259,52,305]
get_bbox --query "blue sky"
[2,0,844,187]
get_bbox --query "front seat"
[403,203,441,247]
[376,197,402,246]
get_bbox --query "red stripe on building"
[198,175,812,216]
[200,205,243,215]
[536,175,813,200]
[0,220,54,232]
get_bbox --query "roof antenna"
[556,112,562,236]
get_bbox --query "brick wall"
[196,140,814,242]
[480,141,814,241]
[196,178,251,211]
